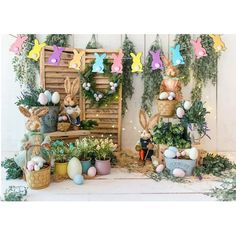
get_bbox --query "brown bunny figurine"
[14,106,51,168]
[135,110,160,164]
[59,76,81,129]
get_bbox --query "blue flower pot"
[81,159,92,174]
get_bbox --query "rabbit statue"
[14,106,51,169]
[130,52,143,72]
[48,45,64,65]
[150,49,164,70]
[9,35,28,54]
[209,34,226,52]
[111,51,124,73]
[170,44,185,66]
[60,77,81,129]
[191,38,207,59]
[92,53,106,73]
[27,39,46,61]
[69,49,85,70]
[135,110,160,164]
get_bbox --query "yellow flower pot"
[55,162,68,177]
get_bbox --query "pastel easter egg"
[62,116,67,121]
[34,164,40,171]
[181,150,186,156]
[159,92,169,100]
[67,157,82,179]
[168,95,173,100]
[38,93,48,105]
[189,147,198,160]
[176,151,181,157]
[87,166,97,177]
[183,101,191,110]
[44,90,52,102]
[173,168,185,177]
[156,164,165,173]
[164,149,176,159]
[51,92,60,104]
[168,146,178,154]
[176,107,185,118]
[73,174,84,185]
[169,92,176,98]
[184,149,191,156]
[27,161,35,171]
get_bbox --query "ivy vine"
[45,34,70,47]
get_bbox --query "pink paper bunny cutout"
[9,35,28,54]
[111,51,124,73]
[48,45,64,65]
[191,38,207,59]
[150,49,164,70]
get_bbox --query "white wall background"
[1,34,236,155]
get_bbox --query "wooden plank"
[40,47,46,88]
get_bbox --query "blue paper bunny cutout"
[92,53,107,73]
[170,44,185,66]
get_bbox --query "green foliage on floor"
[1,158,23,180]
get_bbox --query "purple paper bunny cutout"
[150,50,163,70]
[48,45,64,65]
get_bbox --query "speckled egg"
[38,93,48,105]
[87,166,97,177]
[51,92,60,104]
[173,168,185,177]
[44,90,52,103]
[159,92,168,100]
[73,174,84,185]
[67,157,82,179]
[164,149,176,159]
[176,107,185,118]
[156,164,165,173]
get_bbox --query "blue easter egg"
[73,174,84,185]
[168,146,178,153]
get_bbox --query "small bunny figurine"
[209,34,226,52]
[135,110,160,163]
[111,51,124,73]
[69,49,85,70]
[130,52,143,72]
[48,45,64,65]
[191,38,207,59]
[60,77,81,129]
[27,39,46,61]
[170,44,185,66]
[14,106,51,169]
[92,53,106,73]
[150,49,164,70]
[9,35,28,54]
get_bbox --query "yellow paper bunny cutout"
[27,39,46,61]
[69,49,85,70]
[209,34,226,52]
[130,52,143,72]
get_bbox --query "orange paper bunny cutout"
[69,49,85,70]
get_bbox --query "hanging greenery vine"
[121,35,136,115]
[191,34,221,101]
[141,35,163,116]
[86,34,103,49]
[174,34,193,85]
[45,34,70,47]
[12,34,39,88]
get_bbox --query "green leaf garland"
[45,34,70,47]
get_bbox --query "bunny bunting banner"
[92,53,107,73]
[191,38,207,59]
[130,52,143,73]
[111,51,124,73]
[150,49,163,71]
[48,45,64,65]
[69,49,85,70]
[9,35,28,54]
[170,44,185,66]
[209,34,226,52]
[27,39,46,61]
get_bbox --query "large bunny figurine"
[150,50,164,70]
[9,35,28,54]
[209,34,226,52]
[69,49,85,70]
[60,77,81,128]
[14,106,51,169]
[191,38,207,59]
[92,53,106,73]
[130,52,143,72]
[48,45,64,65]
[111,51,124,73]
[135,110,160,163]
[170,44,185,66]
[27,39,46,61]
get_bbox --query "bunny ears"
[139,109,160,131]
[19,106,49,118]
[64,77,80,98]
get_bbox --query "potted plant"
[94,138,117,175]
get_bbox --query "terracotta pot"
[95,158,111,175]
[54,162,68,177]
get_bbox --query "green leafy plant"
[141,35,163,116]
[45,34,70,47]
[1,157,23,180]
[152,121,191,148]
[75,138,96,161]
[80,120,98,130]
[3,186,28,201]
[94,138,117,160]
[86,34,103,49]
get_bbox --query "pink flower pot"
[95,158,111,175]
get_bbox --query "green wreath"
[80,59,121,107]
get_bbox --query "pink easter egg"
[38,93,48,105]
[156,164,165,173]
[181,150,186,156]
[62,116,67,121]
[87,167,96,177]
[176,151,181,157]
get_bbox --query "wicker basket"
[24,145,51,190]
[57,122,70,132]
[157,100,178,117]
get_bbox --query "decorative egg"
[27,161,35,171]
[73,174,84,185]
[67,157,82,179]
[164,149,176,159]
[176,151,181,157]
[183,101,192,110]
[168,146,178,154]
[110,82,114,86]
[44,90,52,103]
[181,150,186,156]
[168,95,173,100]
[38,93,48,105]
[51,92,60,104]
[34,164,40,171]
[62,116,67,121]
[173,168,185,177]
[185,149,191,156]
[87,166,97,177]
[156,164,165,173]
[159,92,168,100]
[176,107,185,118]
[169,92,176,98]
[189,147,198,160]
[82,83,86,88]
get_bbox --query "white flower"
[87,83,91,87]
[85,87,89,91]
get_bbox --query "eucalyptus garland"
[3,186,28,201]
[174,34,193,85]
[80,59,121,107]
[191,34,220,101]
[141,36,163,116]
[45,34,70,47]
[12,34,39,88]
[121,35,136,115]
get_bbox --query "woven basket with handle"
[157,100,178,117]
[24,144,51,190]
